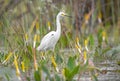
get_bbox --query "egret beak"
[64,14,72,18]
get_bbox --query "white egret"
[37,11,70,51]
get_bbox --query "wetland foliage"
[0,0,120,81]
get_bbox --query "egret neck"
[56,14,61,38]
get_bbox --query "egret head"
[57,11,71,19]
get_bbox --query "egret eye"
[61,13,65,16]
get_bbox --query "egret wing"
[37,31,56,51]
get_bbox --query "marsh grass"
[0,0,120,81]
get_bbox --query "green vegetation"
[0,0,120,81]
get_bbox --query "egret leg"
[41,52,46,60]
[51,48,55,57]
